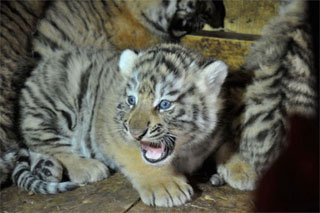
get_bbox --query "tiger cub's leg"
[210,142,257,190]
[133,168,193,207]
[112,145,193,207]
[53,153,110,184]
[29,151,63,182]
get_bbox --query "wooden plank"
[1,174,253,213]
[182,33,257,71]
[223,0,280,35]
[0,173,139,213]
[128,182,253,212]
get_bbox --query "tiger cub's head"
[117,44,227,166]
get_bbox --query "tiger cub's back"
[33,0,214,56]
[0,0,47,185]
[212,0,318,191]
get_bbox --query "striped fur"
[18,43,227,206]
[0,0,215,187]
[12,148,78,194]
[212,0,318,190]
[32,0,214,56]
[0,0,47,186]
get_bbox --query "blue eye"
[127,96,136,106]
[159,100,172,110]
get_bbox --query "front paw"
[66,158,110,184]
[136,175,193,207]
[212,154,257,190]
[31,154,63,182]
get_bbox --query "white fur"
[198,60,228,96]
[119,49,138,75]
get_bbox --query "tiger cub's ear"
[119,49,138,75]
[198,60,228,97]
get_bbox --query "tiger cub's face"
[116,45,227,166]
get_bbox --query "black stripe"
[16,1,38,19]
[134,57,156,69]
[81,1,105,36]
[33,180,42,193]
[26,176,35,191]
[257,129,269,141]
[17,156,29,163]
[254,65,285,81]
[152,192,156,207]
[192,104,199,120]
[43,137,61,143]
[85,66,105,158]
[39,106,57,118]
[288,38,312,65]
[77,63,92,110]
[175,86,195,104]
[150,131,163,139]
[281,81,316,100]
[179,120,198,131]
[0,47,20,63]
[109,0,121,12]
[200,96,208,121]
[23,85,41,106]
[262,107,277,122]
[149,125,162,134]
[141,12,166,33]
[13,167,29,182]
[164,58,181,77]
[99,0,113,16]
[167,90,179,96]
[173,109,185,119]
[47,19,71,43]
[174,181,188,199]
[42,182,49,194]
[287,100,317,109]
[25,112,46,119]
[33,143,71,147]
[65,1,89,32]
[268,77,282,88]
[0,25,21,50]
[59,52,72,80]
[34,31,59,52]
[242,111,265,130]
[4,2,33,29]
[90,1,110,23]
[66,183,79,191]
[1,10,28,35]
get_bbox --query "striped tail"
[0,151,18,184]
[12,149,79,194]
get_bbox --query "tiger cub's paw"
[212,153,257,191]
[66,158,110,184]
[30,152,63,182]
[137,175,193,207]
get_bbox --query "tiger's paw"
[66,158,110,184]
[30,152,63,182]
[212,154,257,191]
[136,175,193,207]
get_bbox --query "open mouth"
[140,139,175,164]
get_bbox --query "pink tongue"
[141,142,165,160]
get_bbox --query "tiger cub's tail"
[12,149,79,194]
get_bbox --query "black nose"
[130,128,148,140]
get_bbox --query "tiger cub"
[32,0,215,56]
[16,43,228,206]
[1,0,215,186]
[211,0,318,190]
[0,0,48,186]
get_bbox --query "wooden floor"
[1,170,253,213]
